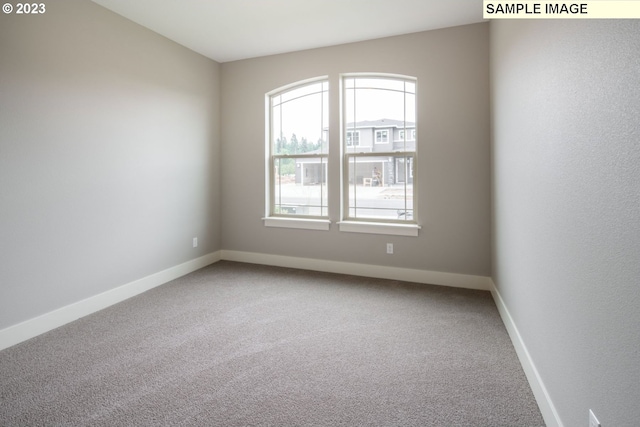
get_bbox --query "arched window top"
[266,77,329,221]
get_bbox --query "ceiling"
[91,0,485,63]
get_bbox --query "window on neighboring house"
[375,130,389,144]
[346,131,360,146]
[343,75,417,225]
[266,78,329,222]
[399,129,415,141]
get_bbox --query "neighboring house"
[296,119,415,186]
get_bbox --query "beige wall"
[220,23,491,276]
[491,20,640,427]
[0,0,221,329]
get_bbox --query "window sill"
[263,217,331,231]
[338,221,420,236]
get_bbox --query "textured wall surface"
[0,0,221,329]
[221,23,491,277]
[491,20,640,427]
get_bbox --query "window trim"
[338,220,420,236]
[264,216,331,231]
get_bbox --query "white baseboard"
[0,251,221,351]
[0,249,490,351]
[490,280,564,427]
[221,250,493,291]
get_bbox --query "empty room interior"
[1,1,638,426]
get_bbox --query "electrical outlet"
[193,237,198,248]
[589,409,601,427]
[386,243,393,254]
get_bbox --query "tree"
[289,134,299,154]
[276,136,287,154]
[279,158,295,175]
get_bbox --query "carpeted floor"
[0,261,545,426]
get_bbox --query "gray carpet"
[0,261,545,426]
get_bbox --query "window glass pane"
[279,93,326,154]
[405,81,416,94]
[279,81,324,105]
[321,89,329,152]
[405,92,416,124]
[348,88,405,123]
[355,77,405,92]
[273,82,328,156]
[345,88,356,129]
[272,105,282,153]
[274,157,328,216]
[346,155,414,221]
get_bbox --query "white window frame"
[339,73,420,236]
[264,77,331,231]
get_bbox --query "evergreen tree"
[290,134,299,154]
[276,136,287,154]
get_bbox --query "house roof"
[347,119,416,129]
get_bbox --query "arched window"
[266,78,329,220]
